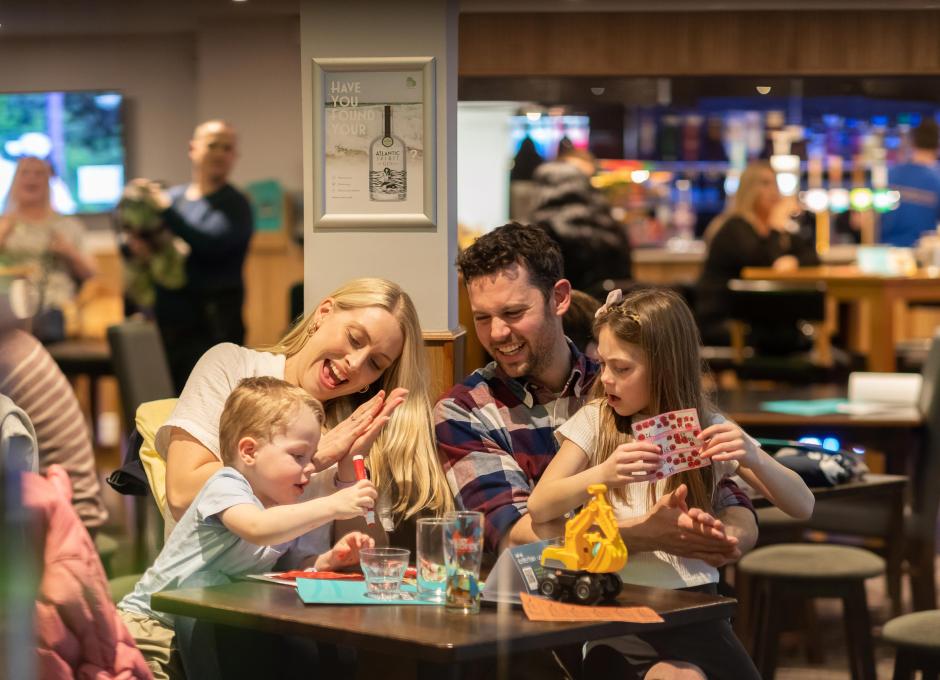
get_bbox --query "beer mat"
[519,592,664,623]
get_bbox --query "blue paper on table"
[759,398,848,416]
[295,579,439,606]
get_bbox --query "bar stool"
[737,543,884,680]
[882,610,940,680]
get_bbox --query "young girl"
[528,287,813,680]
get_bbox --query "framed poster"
[312,56,436,230]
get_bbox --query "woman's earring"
[359,386,369,394]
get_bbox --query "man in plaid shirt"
[435,223,756,562]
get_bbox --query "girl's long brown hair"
[590,287,715,510]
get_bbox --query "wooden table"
[716,384,922,477]
[741,265,940,372]
[152,580,735,679]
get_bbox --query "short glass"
[416,518,449,602]
[442,511,484,614]
[359,547,410,600]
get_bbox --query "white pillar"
[300,0,458,333]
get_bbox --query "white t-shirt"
[155,342,333,555]
[555,402,739,590]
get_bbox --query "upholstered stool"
[738,543,885,680]
[883,609,940,680]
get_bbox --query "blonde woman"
[0,157,96,315]
[694,160,818,349]
[159,277,453,551]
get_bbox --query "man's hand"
[314,531,375,571]
[623,484,741,567]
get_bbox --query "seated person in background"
[695,160,819,353]
[118,377,377,680]
[530,145,633,298]
[0,327,108,533]
[880,118,940,247]
[562,289,601,360]
[0,157,96,342]
[528,287,813,680]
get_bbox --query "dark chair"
[106,320,175,570]
[725,279,846,383]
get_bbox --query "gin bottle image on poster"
[369,105,407,201]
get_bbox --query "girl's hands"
[331,479,378,520]
[598,441,663,486]
[700,422,759,468]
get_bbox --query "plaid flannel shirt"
[435,341,756,553]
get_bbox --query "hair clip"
[595,288,623,319]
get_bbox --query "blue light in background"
[798,437,822,447]
[822,437,841,452]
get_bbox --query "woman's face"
[13,159,51,208]
[290,301,405,402]
[753,168,782,220]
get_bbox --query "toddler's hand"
[331,531,375,569]
[699,422,759,467]
[600,441,663,486]
[332,479,377,520]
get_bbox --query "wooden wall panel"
[459,11,940,76]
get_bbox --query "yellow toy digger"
[538,484,628,605]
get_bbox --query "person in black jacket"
[696,161,819,353]
[144,120,254,391]
[529,147,632,298]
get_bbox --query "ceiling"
[0,0,937,35]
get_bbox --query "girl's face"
[597,325,650,418]
[245,407,320,507]
[289,301,404,402]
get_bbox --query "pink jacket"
[25,464,152,679]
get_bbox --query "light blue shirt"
[119,467,301,625]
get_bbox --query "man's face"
[467,263,565,383]
[190,124,237,181]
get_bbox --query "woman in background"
[695,160,818,352]
[0,157,96,339]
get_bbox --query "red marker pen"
[352,454,375,526]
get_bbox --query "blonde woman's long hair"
[264,278,453,522]
[3,156,54,217]
[590,287,715,511]
[703,160,777,243]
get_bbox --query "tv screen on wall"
[0,89,125,215]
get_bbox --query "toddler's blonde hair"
[219,376,324,466]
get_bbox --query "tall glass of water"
[416,518,448,603]
[443,511,484,614]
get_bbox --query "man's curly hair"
[456,222,563,300]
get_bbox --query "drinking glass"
[416,518,449,603]
[359,547,410,600]
[443,511,484,614]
